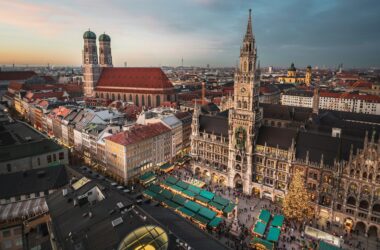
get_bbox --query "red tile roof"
[0,71,36,81]
[8,81,23,91]
[96,67,174,90]
[24,91,65,101]
[105,123,170,146]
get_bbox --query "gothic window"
[249,43,252,52]
[237,101,241,108]
[369,173,373,181]
[359,200,369,210]
[243,101,247,109]
[235,164,241,171]
[236,155,241,162]
[156,95,161,106]
[363,172,367,179]
[244,61,247,72]
[249,61,252,71]
[148,95,152,107]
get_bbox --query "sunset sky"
[0,0,379,68]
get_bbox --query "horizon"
[1,0,380,68]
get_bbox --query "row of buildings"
[281,88,380,115]
[190,10,380,238]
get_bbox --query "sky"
[0,0,379,68]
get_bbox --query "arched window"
[236,155,241,162]
[148,95,152,107]
[244,61,247,72]
[243,101,247,109]
[112,93,115,100]
[156,95,161,106]
[117,94,121,100]
[100,93,104,98]
[106,93,109,99]
[142,95,145,106]
[249,61,252,71]
[363,172,367,179]
[135,95,139,106]
[124,94,127,101]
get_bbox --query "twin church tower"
[82,31,113,97]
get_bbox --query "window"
[59,152,64,160]
[53,154,57,162]
[47,155,52,163]
[37,157,41,166]
[6,164,11,173]
[156,95,161,106]
[2,230,11,237]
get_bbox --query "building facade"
[190,9,380,237]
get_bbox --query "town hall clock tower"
[227,9,262,194]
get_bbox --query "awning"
[266,227,280,242]
[209,201,224,211]
[250,237,274,250]
[139,171,156,184]
[193,214,209,225]
[163,200,180,210]
[318,241,341,250]
[161,189,173,200]
[172,194,186,206]
[208,217,223,228]
[176,181,189,190]
[143,190,157,199]
[212,195,229,206]
[198,207,216,220]
[165,176,178,185]
[148,184,163,194]
[223,203,235,214]
[259,209,271,223]
[184,200,201,213]
[182,189,196,198]
[195,195,210,204]
[187,185,201,194]
[199,190,214,200]
[160,163,174,172]
[253,221,267,236]
[170,185,184,193]
[178,207,195,217]
[271,214,284,228]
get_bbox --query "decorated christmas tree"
[283,169,315,222]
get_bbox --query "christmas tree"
[283,169,315,223]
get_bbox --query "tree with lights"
[283,169,315,223]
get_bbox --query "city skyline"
[0,0,380,68]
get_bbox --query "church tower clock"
[227,9,262,194]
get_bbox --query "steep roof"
[256,126,297,150]
[106,123,170,146]
[199,114,228,137]
[96,67,173,90]
[0,71,37,81]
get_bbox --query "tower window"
[243,101,247,109]
[237,101,241,108]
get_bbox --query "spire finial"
[245,9,253,39]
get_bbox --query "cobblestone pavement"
[167,165,380,250]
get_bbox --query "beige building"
[105,123,172,184]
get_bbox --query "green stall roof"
[209,201,224,211]
[193,214,209,225]
[165,176,178,185]
[178,207,195,217]
[182,189,196,198]
[250,237,274,250]
[266,227,280,242]
[143,190,156,199]
[187,185,201,194]
[161,189,173,200]
[271,215,284,228]
[208,217,223,228]
[318,241,341,250]
[163,200,180,210]
[223,203,235,214]
[213,195,229,206]
[161,179,172,187]
[140,171,156,182]
[184,200,201,213]
[198,207,216,220]
[172,194,186,206]
[259,209,271,223]
[253,221,267,236]
[176,181,189,189]
[195,195,210,204]
[200,190,214,200]
[155,194,166,203]
[160,163,172,170]
[170,185,184,192]
[148,184,162,194]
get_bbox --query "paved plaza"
[163,164,380,250]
